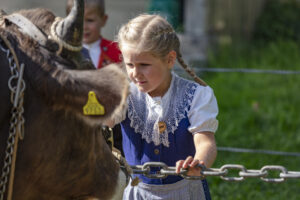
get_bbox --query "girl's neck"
[148,73,173,97]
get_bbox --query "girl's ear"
[167,50,177,69]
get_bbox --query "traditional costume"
[121,73,219,200]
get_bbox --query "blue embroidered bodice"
[121,74,200,185]
[126,74,198,147]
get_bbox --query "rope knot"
[49,17,82,55]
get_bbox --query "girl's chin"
[136,86,149,93]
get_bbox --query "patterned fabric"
[127,74,198,147]
[120,72,218,199]
[83,37,122,69]
[121,115,195,184]
[97,37,122,68]
[121,73,218,184]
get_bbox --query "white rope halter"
[49,17,82,55]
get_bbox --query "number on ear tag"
[83,91,105,115]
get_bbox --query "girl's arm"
[193,131,217,168]
[176,131,217,176]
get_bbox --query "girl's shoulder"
[175,74,214,94]
[175,74,217,107]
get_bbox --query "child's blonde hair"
[117,14,206,86]
[66,0,105,16]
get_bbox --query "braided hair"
[117,14,207,86]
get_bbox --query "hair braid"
[118,14,207,86]
[177,52,207,86]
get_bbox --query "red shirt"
[97,38,122,69]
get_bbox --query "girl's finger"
[189,159,199,167]
[175,160,184,173]
[182,156,193,169]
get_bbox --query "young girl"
[117,14,218,200]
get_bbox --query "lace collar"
[127,73,198,147]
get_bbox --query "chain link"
[131,162,206,180]
[0,38,25,200]
[131,162,300,183]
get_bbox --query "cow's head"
[1,0,92,69]
[0,0,129,199]
[0,0,128,126]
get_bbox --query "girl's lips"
[136,80,147,85]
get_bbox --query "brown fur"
[0,6,128,200]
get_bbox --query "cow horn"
[54,0,84,48]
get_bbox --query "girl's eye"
[140,63,150,67]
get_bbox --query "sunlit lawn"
[196,40,300,199]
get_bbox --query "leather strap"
[4,13,47,46]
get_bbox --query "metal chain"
[0,38,25,200]
[131,162,300,183]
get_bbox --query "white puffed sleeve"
[187,85,219,134]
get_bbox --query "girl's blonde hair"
[117,14,206,86]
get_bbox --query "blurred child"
[117,14,219,199]
[66,0,123,157]
[66,0,122,69]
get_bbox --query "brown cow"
[0,0,128,199]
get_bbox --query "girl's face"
[83,5,107,44]
[122,46,176,97]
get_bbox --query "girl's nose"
[132,66,139,77]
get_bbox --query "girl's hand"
[175,156,205,176]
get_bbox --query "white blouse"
[145,73,218,135]
[83,39,101,68]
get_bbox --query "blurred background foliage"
[253,0,300,43]
[203,0,300,199]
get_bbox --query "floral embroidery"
[127,74,197,147]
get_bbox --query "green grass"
[201,40,300,199]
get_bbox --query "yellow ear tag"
[83,91,105,115]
